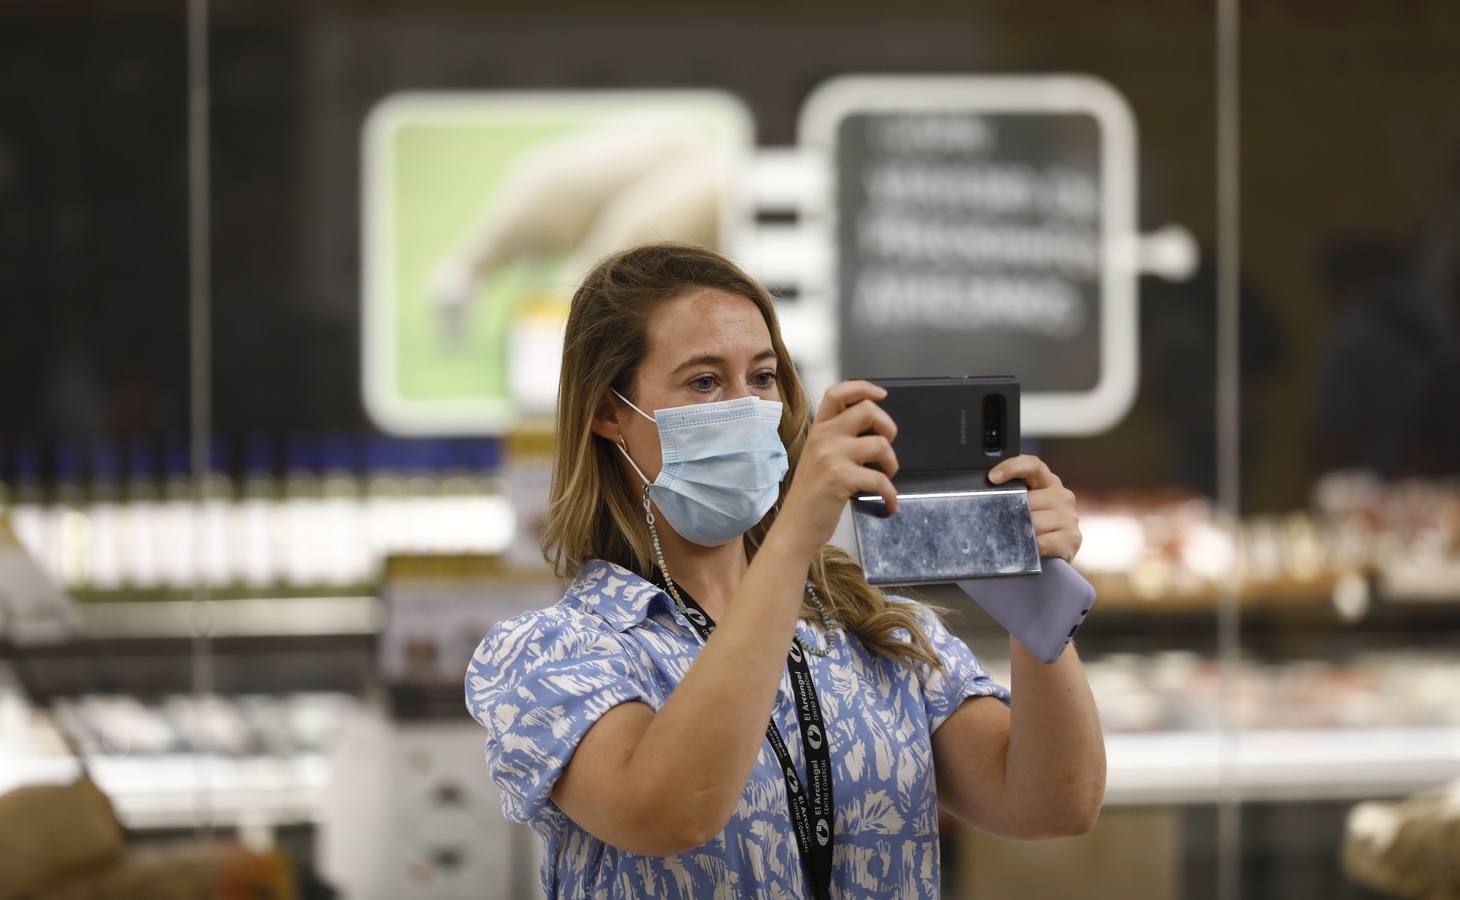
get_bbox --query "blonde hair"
[542,242,943,670]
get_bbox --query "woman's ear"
[589,390,622,443]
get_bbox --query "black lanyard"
[666,583,835,900]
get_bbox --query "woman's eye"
[690,375,718,391]
[752,370,778,388]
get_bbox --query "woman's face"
[612,287,780,483]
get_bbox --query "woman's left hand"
[988,455,1082,563]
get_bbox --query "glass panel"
[1233,6,1460,900]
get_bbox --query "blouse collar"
[565,559,676,632]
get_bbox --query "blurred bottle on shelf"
[8,444,47,581]
[237,434,279,590]
[4,431,518,596]
[320,434,367,586]
[283,435,326,588]
[159,435,196,590]
[86,440,124,591]
[438,439,512,556]
[199,437,234,589]
[399,441,440,556]
[51,439,88,589]
[364,436,407,578]
[121,438,163,590]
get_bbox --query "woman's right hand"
[772,380,900,554]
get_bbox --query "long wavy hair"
[541,242,943,669]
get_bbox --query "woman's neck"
[654,524,748,623]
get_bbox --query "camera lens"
[982,394,1006,456]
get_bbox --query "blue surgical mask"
[612,389,789,547]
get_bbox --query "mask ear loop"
[611,388,656,424]
[615,433,653,487]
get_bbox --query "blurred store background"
[2,1,1460,898]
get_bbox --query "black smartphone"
[849,374,1040,582]
[863,375,1020,476]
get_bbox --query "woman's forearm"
[624,527,814,844]
[1004,637,1106,835]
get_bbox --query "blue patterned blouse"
[465,559,1011,899]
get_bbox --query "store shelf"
[1,593,387,700]
[75,595,384,641]
[1106,726,1460,806]
[0,753,330,832]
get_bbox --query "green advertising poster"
[362,91,753,436]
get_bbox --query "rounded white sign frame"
[798,74,1140,437]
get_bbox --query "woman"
[466,243,1105,898]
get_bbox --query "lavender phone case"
[957,557,1097,664]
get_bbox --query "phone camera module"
[981,394,1006,456]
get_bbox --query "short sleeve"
[464,603,652,823]
[895,598,1011,733]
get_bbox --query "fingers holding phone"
[774,381,902,552]
[991,455,1083,563]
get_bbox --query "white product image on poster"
[361,90,754,437]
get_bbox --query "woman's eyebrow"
[669,349,777,375]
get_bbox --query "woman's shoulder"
[468,560,652,676]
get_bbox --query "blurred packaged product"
[1314,472,1460,601]
[1344,781,1460,899]
[500,435,555,569]
[7,689,360,762]
[0,778,123,900]
[1067,478,1460,612]
[0,777,299,900]
[163,693,264,757]
[509,296,570,418]
[1082,650,1460,733]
